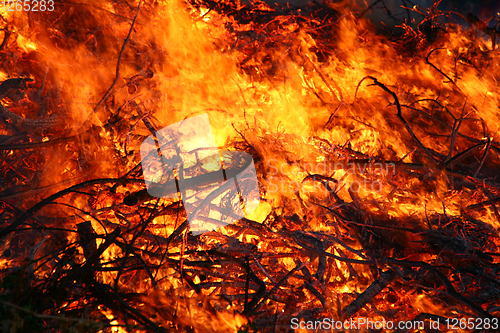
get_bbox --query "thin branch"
[426,48,458,87]
[357,76,438,163]
[474,136,491,178]
[92,0,142,115]
[0,178,142,239]
[341,269,395,319]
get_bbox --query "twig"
[382,258,492,318]
[426,48,458,87]
[474,136,491,178]
[356,76,438,163]
[445,99,467,163]
[91,0,142,115]
[0,178,141,240]
[251,254,276,284]
[403,102,500,154]
[444,142,484,167]
[77,221,97,260]
[466,195,500,210]
[336,247,359,280]
[0,134,79,150]
[303,54,343,101]
[341,269,396,319]
[254,260,310,311]
[357,0,384,19]
[325,101,345,129]
[244,256,250,315]
[304,282,328,308]
[0,299,105,327]
[0,103,61,133]
[0,176,86,200]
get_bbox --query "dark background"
[259,1,499,29]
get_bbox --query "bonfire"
[0,0,500,332]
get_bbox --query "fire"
[1,0,500,331]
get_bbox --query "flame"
[1,0,500,331]
[16,34,37,52]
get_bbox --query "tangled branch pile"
[1,0,500,332]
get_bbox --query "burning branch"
[341,269,396,319]
[1,0,500,332]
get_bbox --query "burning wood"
[0,0,500,332]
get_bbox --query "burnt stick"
[341,269,396,320]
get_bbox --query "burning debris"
[0,0,500,332]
